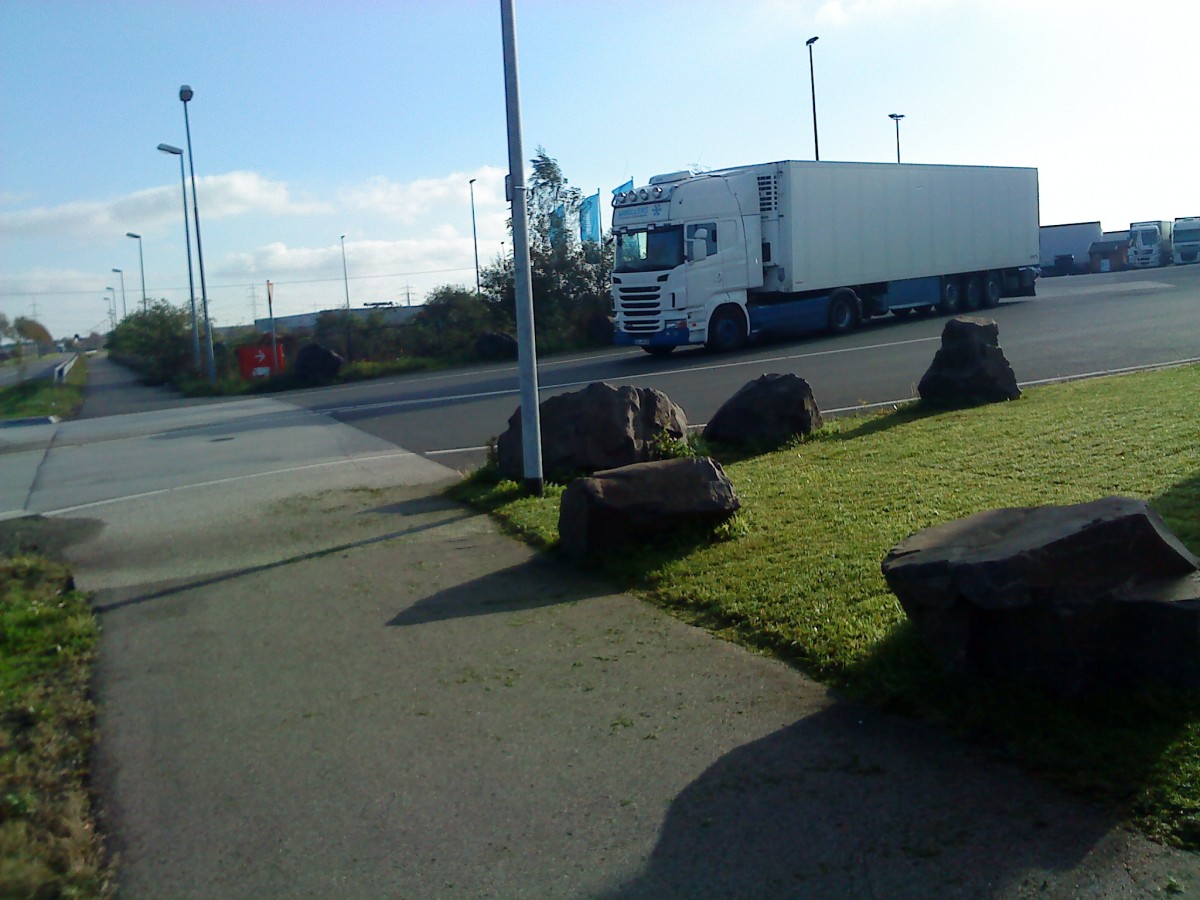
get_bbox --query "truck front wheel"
[937,276,961,315]
[706,307,748,352]
[827,290,860,335]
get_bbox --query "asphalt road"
[284,264,1200,472]
[0,352,72,389]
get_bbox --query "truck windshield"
[615,226,684,273]
[1175,228,1200,243]
[1134,229,1158,245]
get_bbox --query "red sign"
[237,344,286,380]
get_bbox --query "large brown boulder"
[703,373,823,446]
[496,382,688,482]
[558,457,740,561]
[881,496,1200,695]
[917,316,1020,406]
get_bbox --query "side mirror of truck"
[688,228,709,262]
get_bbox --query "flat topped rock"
[882,497,1200,694]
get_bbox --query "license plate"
[634,339,649,346]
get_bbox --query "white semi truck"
[1128,220,1174,268]
[611,160,1039,353]
[1173,217,1200,265]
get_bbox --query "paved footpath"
[10,358,1199,897]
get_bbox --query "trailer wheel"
[827,290,860,335]
[706,307,747,352]
[937,276,961,315]
[982,271,1002,308]
[962,275,983,312]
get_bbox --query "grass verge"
[451,363,1200,847]
[0,355,88,420]
[0,555,113,896]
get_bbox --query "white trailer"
[1173,217,1200,265]
[611,160,1039,353]
[1128,220,1174,268]
[1039,222,1103,275]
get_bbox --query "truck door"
[685,221,724,313]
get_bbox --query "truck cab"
[1128,220,1173,268]
[1173,217,1200,265]
[611,171,762,353]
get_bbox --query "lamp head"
[889,113,905,121]
[158,143,182,155]
[806,36,818,46]
[126,232,141,239]
[112,268,121,274]
[179,85,193,102]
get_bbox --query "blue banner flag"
[611,178,633,196]
[578,192,601,243]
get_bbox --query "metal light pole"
[126,232,147,312]
[469,178,481,296]
[106,286,117,317]
[889,113,905,163]
[104,297,115,331]
[339,234,353,360]
[158,143,200,371]
[112,268,127,318]
[180,84,216,384]
[806,36,820,162]
[500,0,544,496]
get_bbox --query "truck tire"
[827,290,860,335]
[962,275,983,312]
[937,276,961,315]
[706,307,747,352]
[982,271,1002,308]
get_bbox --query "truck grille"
[616,285,664,333]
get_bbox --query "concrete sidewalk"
[86,480,1200,898]
[15,356,1199,896]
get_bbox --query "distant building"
[1088,231,1130,273]
[253,305,421,335]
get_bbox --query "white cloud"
[342,165,507,223]
[0,172,329,239]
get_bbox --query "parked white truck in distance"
[1128,220,1174,268]
[611,160,1039,354]
[1173,217,1200,265]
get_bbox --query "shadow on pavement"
[603,703,1127,899]
[387,554,610,627]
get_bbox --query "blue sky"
[2,0,1196,339]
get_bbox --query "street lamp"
[158,143,200,371]
[469,178,481,297]
[340,234,353,360]
[126,232,147,312]
[111,268,127,318]
[179,84,216,383]
[889,113,905,163]
[806,36,820,162]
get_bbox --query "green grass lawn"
[0,355,88,420]
[452,363,1200,847]
[0,555,112,897]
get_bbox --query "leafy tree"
[405,285,501,360]
[106,300,193,385]
[14,317,53,347]
[0,312,10,340]
[478,147,614,354]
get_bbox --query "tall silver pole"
[160,145,200,370]
[340,234,353,360]
[889,113,904,163]
[131,234,147,311]
[180,85,217,384]
[807,36,820,162]
[469,178,481,296]
[113,268,126,318]
[500,0,543,496]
